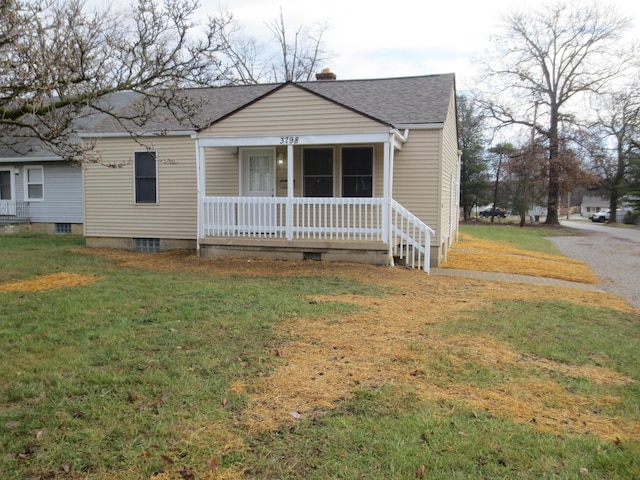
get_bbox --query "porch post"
[383,139,392,265]
[286,143,294,240]
[195,140,205,251]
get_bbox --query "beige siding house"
[81,72,459,270]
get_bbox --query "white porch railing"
[201,196,434,271]
[390,200,435,272]
[202,197,385,240]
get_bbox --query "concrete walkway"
[430,268,603,292]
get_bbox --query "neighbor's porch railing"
[0,201,29,220]
[201,196,434,271]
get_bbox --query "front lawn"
[1,234,638,479]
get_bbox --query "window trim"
[24,165,44,201]
[340,145,374,198]
[302,147,335,197]
[0,166,15,202]
[133,150,158,204]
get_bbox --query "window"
[342,147,373,197]
[134,151,157,203]
[24,166,44,200]
[55,223,72,233]
[303,148,333,197]
[134,238,160,253]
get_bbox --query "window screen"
[135,151,157,203]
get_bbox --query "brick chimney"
[315,68,337,81]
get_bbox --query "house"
[581,195,609,218]
[0,141,83,234]
[81,72,460,271]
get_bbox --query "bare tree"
[476,1,631,224]
[587,87,640,222]
[215,8,333,85]
[487,143,516,223]
[0,0,226,163]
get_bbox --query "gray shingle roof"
[86,73,455,134]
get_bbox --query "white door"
[240,149,277,232]
[0,167,16,215]
[241,149,275,197]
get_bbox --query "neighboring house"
[81,72,460,271]
[0,143,83,234]
[581,195,609,218]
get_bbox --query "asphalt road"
[551,219,640,310]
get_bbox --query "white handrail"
[390,200,435,272]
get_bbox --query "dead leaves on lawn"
[442,233,598,284]
[0,272,97,292]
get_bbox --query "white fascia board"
[78,131,195,138]
[395,123,444,130]
[0,156,61,162]
[194,132,393,148]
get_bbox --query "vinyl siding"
[438,92,460,244]
[205,148,240,196]
[4,162,83,223]
[200,84,387,136]
[32,162,83,223]
[392,128,442,234]
[83,136,197,239]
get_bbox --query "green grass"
[244,389,639,479]
[1,233,639,479]
[460,223,572,254]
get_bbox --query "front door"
[241,149,275,197]
[0,167,16,215]
[240,149,276,232]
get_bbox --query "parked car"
[479,207,508,218]
[590,209,610,222]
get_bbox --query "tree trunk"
[545,108,560,225]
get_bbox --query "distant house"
[80,72,460,271]
[0,142,83,234]
[581,195,609,218]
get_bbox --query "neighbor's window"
[25,166,44,200]
[342,147,373,197]
[303,148,333,197]
[134,151,157,204]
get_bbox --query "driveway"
[551,220,640,310]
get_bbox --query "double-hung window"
[342,147,373,197]
[134,151,157,204]
[303,148,333,197]
[25,166,44,201]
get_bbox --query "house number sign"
[279,136,299,144]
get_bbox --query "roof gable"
[199,83,390,136]
[81,73,456,135]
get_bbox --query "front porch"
[194,131,436,272]
[198,196,434,271]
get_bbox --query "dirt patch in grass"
[0,272,97,292]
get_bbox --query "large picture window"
[303,148,333,197]
[134,151,157,204]
[342,147,373,197]
[25,166,44,201]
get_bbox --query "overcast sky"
[203,0,640,89]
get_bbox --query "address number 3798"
[280,136,299,144]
